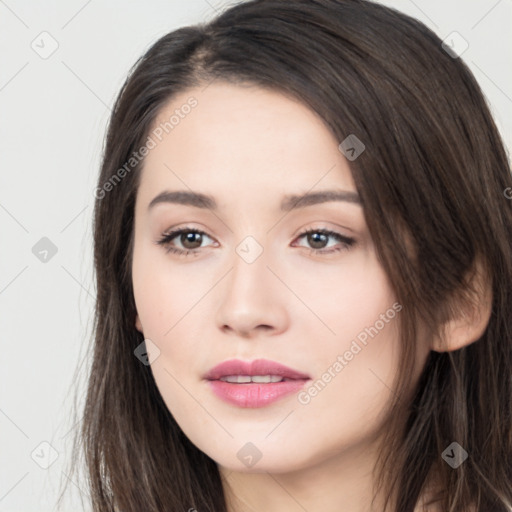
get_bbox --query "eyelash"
[155,227,355,257]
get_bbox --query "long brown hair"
[59,1,512,510]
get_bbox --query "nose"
[215,245,289,339]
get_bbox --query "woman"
[63,0,512,510]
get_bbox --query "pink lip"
[204,358,311,408]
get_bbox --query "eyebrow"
[147,189,361,212]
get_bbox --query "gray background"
[1,1,511,510]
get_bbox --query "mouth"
[204,358,311,408]
[217,375,296,383]
[204,358,310,381]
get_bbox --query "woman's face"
[131,81,425,473]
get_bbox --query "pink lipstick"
[204,358,311,408]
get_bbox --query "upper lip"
[204,358,311,380]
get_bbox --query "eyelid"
[155,226,217,252]
[292,227,355,252]
[155,224,356,257]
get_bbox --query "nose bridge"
[227,234,271,305]
[215,233,287,336]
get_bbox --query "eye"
[155,227,216,256]
[155,226,356,257]
[292,228,355,254]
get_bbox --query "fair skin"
[131,81,488,512]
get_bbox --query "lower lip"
[207,379,309,408]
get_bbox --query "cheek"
[131,258,204,418]
[295,254,402,408]
[297,250,397,343]
[293,298,401,457]
[131,247,211,403]
[132,245,206,340]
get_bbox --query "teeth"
[221,375,252,383]
[219,375,285,383]
[252,375,284,383]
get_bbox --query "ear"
[135,314,143,333]
[431,260,492,352]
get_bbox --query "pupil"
[182,232,202,249]
[178,231,328,250]
[309,232,327,249]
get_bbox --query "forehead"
[137,81,356,203]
